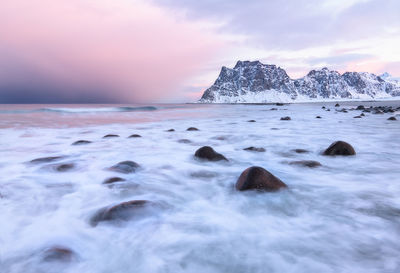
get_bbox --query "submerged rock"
[72,140,92,145]
[247,120,256,122]
[55,163,75,172]
[289,160,321,168]
[292,148,310,154]
[90,200,154,226]
[235,166,287,192]
[280,116,291,120]
[353,115,362,118]
[128,134,141,138]
[42,246,76,262]
[109,161,140,173]
[187,127,199,131]
[178,139,191,144]
[243,147,266,152]
[166,129,175,132]
[30,156,65,164]
[323,141,355,156]
[194,146,228,161]
[316,116,322,119]
[103,177,126,184]
[103,134,120,138]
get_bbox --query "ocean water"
[0,102,400,273]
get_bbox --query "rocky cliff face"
[199,61,400,103]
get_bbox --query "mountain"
[199,61,400,103]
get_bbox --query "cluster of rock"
[199,61,400,103]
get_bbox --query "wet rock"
[373,110,383,114]
[187,127,199,131]
[109,161,140,173]
[326,108,331,111]
[166,129,175,132]
[356,105,365,110]
[103,134,119,138]
[90,200,154,226]
[30,156,65,164]
[55,163,75,172]
[292,148,310,154]
[103,177,126,184]
[128,134,141,138]
[276,103,284,106]
[247,120,256,122]
[42,246,75,262]
[194,146,228,161]
[270,108,278,110]
[178,139,191,144]
[316,116,321,119]
[322,106,326,109]
[289,160,321,168]
[353,115,362,118]
[388,116,397,121]
[280,116,291,120]
[335,103,340,107]
[360,113,365,116]
[363,109,371,113]
[243,147,266,152]
[323,141,355,156]
[235,166,287,192]
[72,140,92,145]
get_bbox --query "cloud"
[0,0,222,103]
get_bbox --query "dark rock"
[178,139,191,144]
[289,160,321,168]
[187,127,199,131]
[360,113,365,116]
[276,103,284,106]
[373,110,383,114]
[72,140,92,145]
[243,147,266,152]
[247,120,256,122]
[353,115,362,118]
[280,116,291,120]
[30,156,65,164]
[335,103,340,107]
[190,171,218,179]
[109,161,140,173]
[194,146,228,161]
[128,134,141,138]
[292,149,310,154]
[323,141,355,156]
[356,105,365,110]
[103,177,126,184]
[316,116,321,119]
[322,106,326,109]
[42,246,75,262]
[363,109,371,113]
[90,200,154,227]
[103,134,119,138]
[55,163,75,172]
[326,109,331,111]
[270,108,278,110]
[166,129,175,132]
[388,116,397,121]
[235,166,287,192]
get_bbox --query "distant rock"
[335,103,340,107]
[103,134,119,138]
[187,127,199,131]
[235,166,287,192]
[42,246,76,262]
[178,139,191,144]
[30,156,65,164]
[280,116,291,120]
[243,147,266,152]
[316,116,321,119]
[194,146,228,161]
[166,129,175,132]
[353,115,362,118]
[388,116,397,121]
[247,120,256,122]
[323,141,355,156]
[103,177,126,184]
[72,140,92,145]
[292,149,310,154]
[55,163,75,172]
[109,161,140,173]
[128,134,141,138]
[289,160,321,168]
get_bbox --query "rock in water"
[289,160,322,168]
[103,177,126,184]
[187,127,199,131]
[109,161,140,173]
[194,146,228,161]
[323,141,355,156]
[90,200,154,226]
[166,129,175,132]
[30,156,65,164]
[247,120,256,122]
[236,166,287,192]
[243,147,266,152]
[280,116,291,120]
[55,163,75,172]
[42,246,75,262]
[72,140,92,145]
[292,149,310,154]
[128,134,141,138]
[388,116,397,121]
[103,134,119,138]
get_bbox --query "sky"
[0,0,399,103]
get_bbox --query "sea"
[1,101,400,273]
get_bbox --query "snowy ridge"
[199,61,400,103]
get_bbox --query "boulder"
[323,141,355,156]
[316,116,322,119]
[109,161,140,173]
[103,177,126,184]
[388,116,397,121]
[280,116,291,120]
[187,127,199,131]
[128,134,141,138]
[335,103,340,107]
[235,166,287,192]
[194,146,228,161]
[356,105,365,110]
[103,134,119,138]
[166,129,175,132]
[72,140,92,145]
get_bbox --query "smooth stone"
[103,177,126,184]
[109,161,140,173]
[292,148,310,154]
[289,160,322,168]
[72,140,92,145]
[30,156,65,164]
[103,134,119,138]
[187,127,199,131]
[243,147,266,152]
[388,116,397,121]
[194,146,228,161]
[235,166,287,192]
[128,134,141,138]
[90,200,153,227]
[323,141,355,156]
[280,116,291,120]
[42,246,75,262]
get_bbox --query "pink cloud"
[0,0,223,102]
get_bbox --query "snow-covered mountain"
[199,61,400,103]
